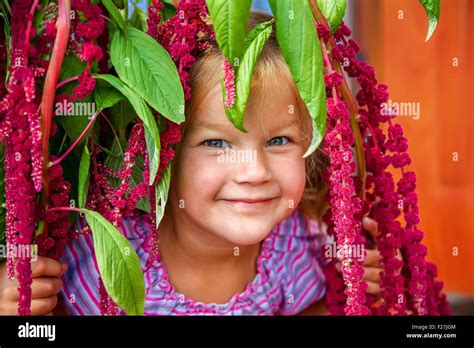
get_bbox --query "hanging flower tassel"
[322,97,371,315]
[223,59,236,108]
[313,22,371,315]
[320,18,451,315]
[0,0,46,315]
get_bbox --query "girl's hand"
[361,217,402,297]
[362,217,383,296]
[0,256,68,316]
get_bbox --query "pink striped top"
[59,208,327,315]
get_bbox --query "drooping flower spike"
[317,19,450,315]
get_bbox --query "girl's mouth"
[220,197,276,212]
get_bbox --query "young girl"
[0,11,384,316]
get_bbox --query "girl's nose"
[232,150,272,185]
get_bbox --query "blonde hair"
[171,11,329,224]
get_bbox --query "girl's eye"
[266,136,290,147]
[202,139,230,148]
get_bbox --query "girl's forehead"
[190,81,302,131]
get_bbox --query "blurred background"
[137,0,474,314]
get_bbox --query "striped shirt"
[59,208,327,315]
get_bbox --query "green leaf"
[206,0,252,66]
[129,6,147,32]
[93,80,125,112]
[58,55,87,83]
[316,0,347,33]
[104,138,150,213]
[82,209,145,315]
[223,20,273,132]
[419,0,440,41]
[34,220,45,238]
[55,95,98,145]
[0,0,11,14]
[78,145,90,208]
[268,0,327,158]
[110,26,185,123]
[108,99,137,140]
[161,2,177,22]
[112,0,125,7]
[103,0,126,32]
[154,162,171,229]
[94,74,161,186]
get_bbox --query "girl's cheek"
[176,149,227,198]
[272,155,306,203]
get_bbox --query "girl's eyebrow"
[192,119,300,132]
[193,121,230,130]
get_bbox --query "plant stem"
[99,111,124,157]
[308,0,367,200]
[25,0,39,54]
[320,37,339,104]
[47,206,83,214]
[40,0,71,212]
[56,75,80,90]
[50,109,100,167]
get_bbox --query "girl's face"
[168,83,308,246]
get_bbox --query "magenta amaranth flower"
[0,0,46,315]
[98,276,119,316]
[329,21,450,315]
[68,0,104,101]
[71,70,96,100]
[315,22,371,315]
[223,59,236,108]
[156,0,214,99]
[147,0,165,42]
[35,158,72,261]
[79,42,103,62]
[321,97,371,316]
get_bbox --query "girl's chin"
[216,222,273,246]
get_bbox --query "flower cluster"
[322,21,451,315]
[223,59,236,108]
[35,158,72,261]
[0,0,45,315]
[320,78,371,314]
[314,21,370,315]
[68,0,105,100]
[147,0,165,42]
[156,0,215,100]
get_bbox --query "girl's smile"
[219,196,278,213]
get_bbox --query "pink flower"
[79,42,103,62]
[330,21,450,315]
[223,59,236,108]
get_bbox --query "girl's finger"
[31,277,63,299]
[363,249,382,267]
[31,257,67,278]
[1,281,18,301]
[366,281,381,296]
[396,249,403,260]
[30,295,58,316]
[363,266,382,283]
[362,217,379,239]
